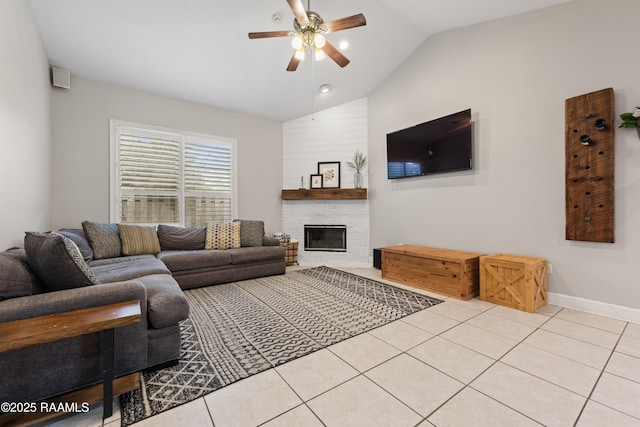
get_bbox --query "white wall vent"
[52,67,70,89]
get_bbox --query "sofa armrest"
[262,236,281,246]
[0,281,148,325]
[133,274,189,329]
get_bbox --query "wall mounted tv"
[386,109,472,179]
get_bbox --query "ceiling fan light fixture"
[291,34,304,50]
[248,1,366,72]
[314,33,326,48]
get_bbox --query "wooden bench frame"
[0,300,141,425]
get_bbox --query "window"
[110,120,236,227]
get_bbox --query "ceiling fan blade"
[248,30,291,39]
[324,13,366,33]
[286,53,301,72]
[322,41,350,68]
[287,0,309,26]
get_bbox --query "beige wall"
[369,0,640,310]
[0,0,51,249]
[50,77,283,234]
[7,0,639,314]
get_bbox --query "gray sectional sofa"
[0,220,285,404]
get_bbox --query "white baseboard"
[548,292,640,324]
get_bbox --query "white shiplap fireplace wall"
[282,98,370,267]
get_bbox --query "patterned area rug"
[120,266,443,425]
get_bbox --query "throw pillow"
[117,224,161,256]
[205,222,241,250]
[233,219,264,247]
[82,221,122,259]
[58,228,94,262]
[24,232,101,292]
[0,249,42,301]
[157,225,206,251]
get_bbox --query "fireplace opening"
[304,225,347,252]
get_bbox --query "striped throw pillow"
[205,222,241,250]
[117,224,161,256]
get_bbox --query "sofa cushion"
[228,246,286,265]
[157,225,206,251]
[233,219,264,247]
[0,248,43,300]
[89,254,156,267]
[82,221,121,259]
[205,222,241,250]
[24,232,101,291]
[91,257,171,283]
[156,250,232,272]
[117,224,161,256]
[262,236,281,247]
[133,274,189,329]
[58,229,94,262]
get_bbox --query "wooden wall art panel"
[565,88,615,243]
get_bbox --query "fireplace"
[304,225,347,252]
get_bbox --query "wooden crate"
[480,254,548,312]
[283,239,298,265]
[381,245,482,300]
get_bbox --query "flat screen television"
[386,109,472,179]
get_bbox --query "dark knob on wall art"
[594,118,606,130]
[579,135,592,145]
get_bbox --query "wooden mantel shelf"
[281,188,367,200]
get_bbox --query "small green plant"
[619,107,640,128]
[346,150,367,172]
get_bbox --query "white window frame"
[109,119,237,226]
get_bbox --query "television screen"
[386,109,472,179]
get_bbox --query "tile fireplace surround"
[282,199,370,267]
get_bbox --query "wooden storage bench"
[480,254,548,312]
[381,245,482,300]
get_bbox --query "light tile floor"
[41,267,640,427]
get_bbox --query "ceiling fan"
[248,0,366,72]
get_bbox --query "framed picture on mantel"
[318,162,340,188]
[310,174,323,189]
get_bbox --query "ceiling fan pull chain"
[311,51,315,120]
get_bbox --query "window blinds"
[184,140,232,226]
[116,128,233,226]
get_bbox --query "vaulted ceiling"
[30,0,572,122]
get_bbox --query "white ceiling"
[30,0,572,122]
